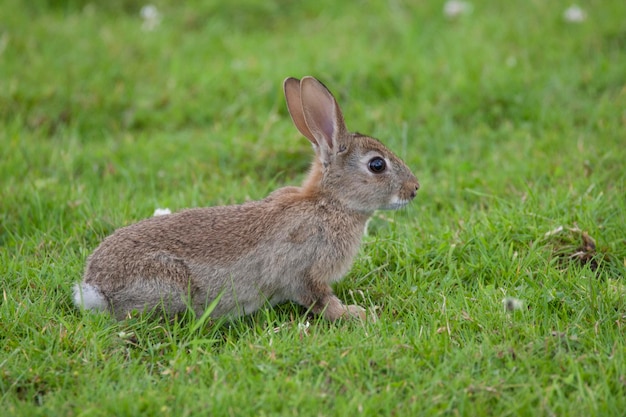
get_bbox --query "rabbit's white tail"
[73,283,108,311]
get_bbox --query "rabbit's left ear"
[299,76,348,158]
[284,77,318,146]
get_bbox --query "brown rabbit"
[73,76,419,321]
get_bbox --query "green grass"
[2,0,625,415]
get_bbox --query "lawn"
[1,0,625,415]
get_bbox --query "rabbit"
[73,76,420,322]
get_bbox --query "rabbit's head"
[284,77,419,214]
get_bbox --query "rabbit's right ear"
[284,77,349,164]
[284,77,318,147]
[299,77,348,158]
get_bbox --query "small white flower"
[444,1,472,18]
[153,208,171,216]
[563,5,586,23]
[140,4,162,31]
[544,225,564,237]
[117,331,134,339]
[503,297,524,312]
[297,321,310,332]
[269,323,289,334]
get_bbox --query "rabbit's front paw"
[345,304,379,323]
[344,304,366,320]
[318,296,375,322]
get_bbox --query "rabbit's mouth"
[384,199,412,210]
[383,191,418,210]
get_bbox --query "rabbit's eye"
[368,157,386,173]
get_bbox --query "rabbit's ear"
[300,77,348,156]
[284,77,318,146]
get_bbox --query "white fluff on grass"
[503,297,524,312]
[563,5,586,23]
[444,1,472,18]
[153,208,171,216]
[73,283,108,311]
[140,4,161,31]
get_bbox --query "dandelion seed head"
[563,5,586,23]
[444,1,472,18]
[140,4,162,31]
[141,5,159,20]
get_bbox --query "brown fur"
[74,76,419,322]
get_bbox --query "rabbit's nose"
[409,181,420,199]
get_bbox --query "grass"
[1,0,625,415]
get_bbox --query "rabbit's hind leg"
[109,251,196,319]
